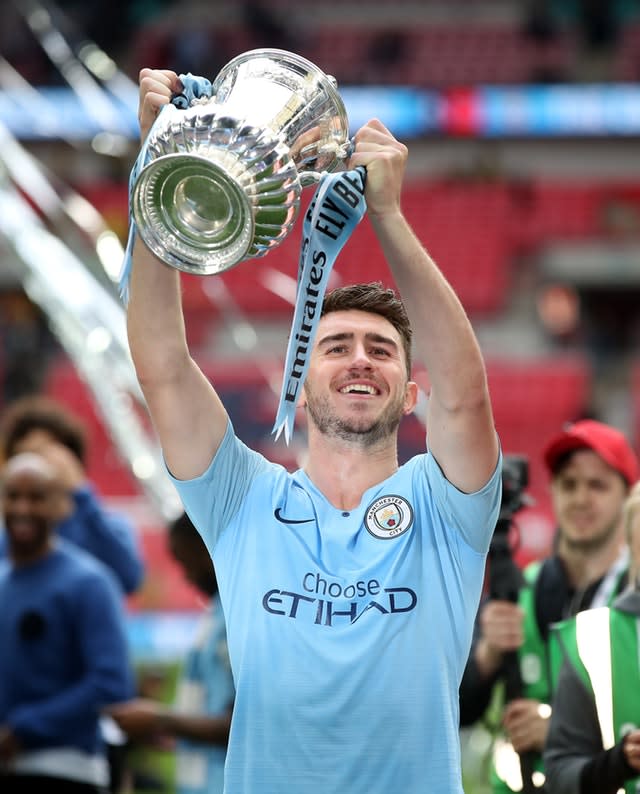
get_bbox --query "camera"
[498,454,529,523]
[489,454,530,603]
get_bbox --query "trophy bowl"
[131,49,351,276]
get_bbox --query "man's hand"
[474,599,525,678]
[35,441,86,490]
[348,118,407,219]
[503,698,551,754]
[138,68,182,142]
[107,698,166,739]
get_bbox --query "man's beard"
[560,519,620,554]
[304,383,404,448]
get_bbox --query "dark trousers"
[0,773,107,793]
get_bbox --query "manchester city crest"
[365,495,414,540]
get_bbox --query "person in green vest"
[459,419,639,793]
[544,482,640,794]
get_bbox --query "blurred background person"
[544,482,640,794]
[0,395,146,792]
[460,419,639,793]
[0,452,135,793]
[0,289,57,406]
[0,394,145,596]
[108,511,234,794]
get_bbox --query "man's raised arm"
[126,69,228,481]
[349,119,499,493]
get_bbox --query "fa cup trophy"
[131,49,352,276]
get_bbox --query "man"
[544,483,640,794]
[108,512,234,794]
[126,67,501,794]
[0,452,135,792]
[459,418,639,792]
[0,395,144,596]
[0,395,145,792]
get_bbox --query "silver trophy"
[131,49,352,276]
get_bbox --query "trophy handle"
[298,137,356,186]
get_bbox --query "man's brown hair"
[0,395,88,465]
[321,282,413,373]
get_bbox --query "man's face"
[301,309,417,446]
[551,448,628,553]
[2,459,59,561]
[11,429,74,521]
[629,508,640,584]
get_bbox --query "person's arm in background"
[544,660,637,794]
[126,68,229,483]
[459,598,525,725]
[61,485,144,594]
[350,120,498,494]
[107,698,232,746]
[40,438,144,595]
[460,606,504,726]
[463,597,551,752]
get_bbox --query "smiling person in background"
[0,452,135,793]
[460,419,639,793]
[0,394,144,596]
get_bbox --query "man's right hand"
[475,599,525,678]
[137,68,181,142]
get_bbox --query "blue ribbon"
[118,73,213,303]
[272,166,367,444]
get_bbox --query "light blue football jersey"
[173,594,234,794]
[171,421,501,794]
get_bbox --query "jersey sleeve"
[424,448,503,555]
[169,420,275,554]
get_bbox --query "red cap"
[543,419,639,485]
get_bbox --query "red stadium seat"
[487,355,592,521]
[43,357,144,498]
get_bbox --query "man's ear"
[403,381,419,415]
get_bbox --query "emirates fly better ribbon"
[273,166,367,444]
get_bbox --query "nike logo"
[274,508,314,525]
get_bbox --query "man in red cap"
[543,419,639,490]
[459,418,639,793]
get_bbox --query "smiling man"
[125,66,502,794]
[0,453,134,792]
[460,419,639,793]
[302,299,416,445]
